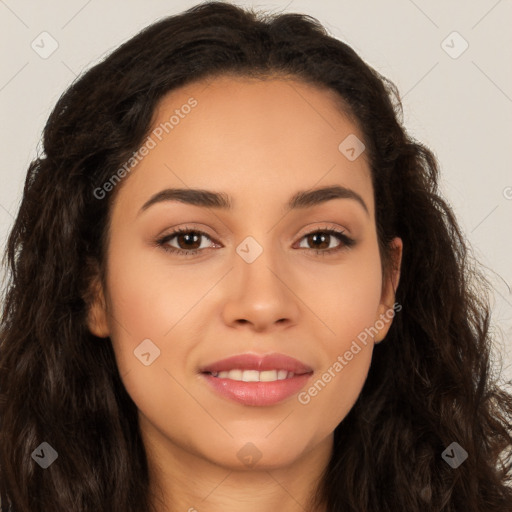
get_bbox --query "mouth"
[206,369,300,382]
[199,353,313,406]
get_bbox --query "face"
[88,75,401,473]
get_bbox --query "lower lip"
[202,373,312,406]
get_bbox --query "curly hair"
[1,2,511,511]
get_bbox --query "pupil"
[180,232,200,249]
[310,233,328,249]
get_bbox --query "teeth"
[249,369,266,382]
[225,369,243,380]
[209,369,296,382]
[259,370,277,382]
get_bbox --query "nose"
[221,241,301,333]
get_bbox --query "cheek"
[300,238,384,343]
[103,234,232,424]
[104,237,215,364]
[103,242,206,434]
[295,241,383,430]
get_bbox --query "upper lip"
[200,353,313,375]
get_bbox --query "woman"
[1,2,511,511]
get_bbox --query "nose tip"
[222,259,300,332]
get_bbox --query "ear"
[86,274,110,338]
[374,237,402,343]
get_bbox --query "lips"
[200,353,313,375]
[200,353,314,406]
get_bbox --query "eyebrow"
[139,185,369,216]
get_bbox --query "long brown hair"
[1,2,511,511]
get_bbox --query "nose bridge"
[221,228,300,330]
[234,230,285,295]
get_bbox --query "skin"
[88,75,402,512]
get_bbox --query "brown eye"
[174,231,203,250]
[297,229,355,255]
[157,228,217,256]
[304,232,333,250]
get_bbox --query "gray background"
[1,0,511,381]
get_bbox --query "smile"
[208,369,297,382]
[200,353,314,406]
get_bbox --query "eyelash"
[155,225,356,258]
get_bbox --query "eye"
[155,225,355,257]
[295,227,355,256]
[156,227,217,257]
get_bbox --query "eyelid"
[156,223,222,242]
[294,221,352,239]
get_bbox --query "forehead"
[112,75,373,218]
